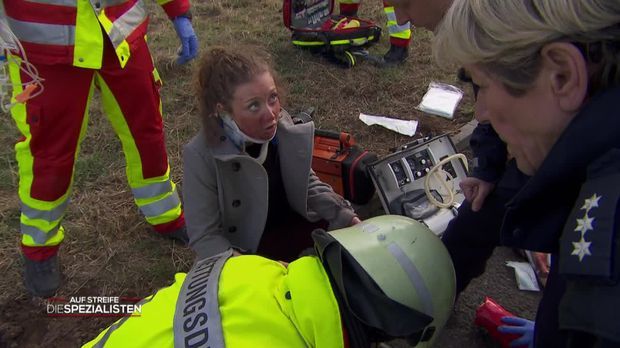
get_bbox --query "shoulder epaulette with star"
[559,149,620,280]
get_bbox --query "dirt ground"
[433,247,542,348]
[0,0,541,346]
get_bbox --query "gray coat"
[183,110,357,259]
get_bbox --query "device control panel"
[406,149,434,180]
[388,148,436,187]
[368,134,469,235]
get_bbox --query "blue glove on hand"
[498,316,535,348]
[172,16,198,65]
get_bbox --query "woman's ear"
[540,42,588,112]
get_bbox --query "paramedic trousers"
[10,37,184,261]
[338,0,412,47]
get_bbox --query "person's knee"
[30,162,75,201]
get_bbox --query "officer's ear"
[540,42,588,113]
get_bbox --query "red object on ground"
[474,297,521,348]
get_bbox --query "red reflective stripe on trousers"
[4,1,77,26]
[390,37,410,47]
[99,37,169,179]
[25,63,93,201]
[21,244,60,261]
[154,213,185,234]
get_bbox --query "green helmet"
[312,215,456,347]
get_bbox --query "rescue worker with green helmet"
[83,215,456,347]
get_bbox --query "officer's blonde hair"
[433,0,620,95]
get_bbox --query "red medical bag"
[282,0,381,67]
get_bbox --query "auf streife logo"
[46,296,142,317]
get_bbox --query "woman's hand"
[350,216,362,225]
[232,249,243,257]
[459,177,495,212]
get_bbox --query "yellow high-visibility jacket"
[83,253,345,348]
[3,0,189,68]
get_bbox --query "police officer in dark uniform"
[383,0,532,298]
[441,78,530,295]
[430,0,620,345]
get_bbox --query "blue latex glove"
[172,16,198,65]
[498,316,535,348]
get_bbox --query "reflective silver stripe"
[21,199,69,222]
[6,17,75,45]
[102,0,129,6]
[387,242,434,317]
[174,249,232,348]
[92,291,159,348]
[385,11,397,22]
[21,223,60,245]
[24,0,77,5]
[107,1,146,47]
[388,23,410,35]
[139,190,181,218]
[19,1,132,10]
[132,180,173,200]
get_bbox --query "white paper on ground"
[358,113,418,137]
[416,82,464,119]
[506,261,540,292]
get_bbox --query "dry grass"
[0,0,473,346]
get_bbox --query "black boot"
[24,255,61,298]
[166,226,189,245]
[383,44,409,66]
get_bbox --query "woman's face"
[465,64,574,176]
[229,71,280,141]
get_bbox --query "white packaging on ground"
[505,261,540,292]
[416,82,464,119]
[358,113,418,136]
